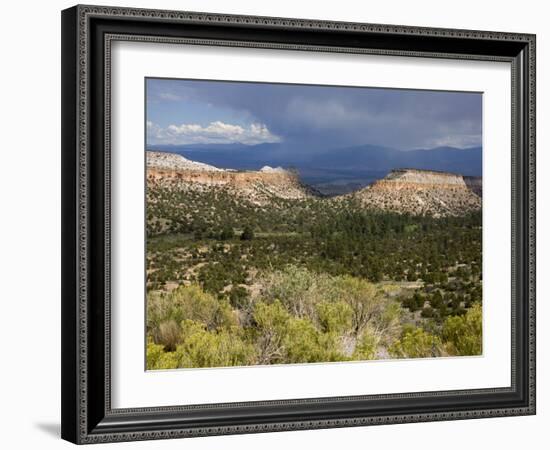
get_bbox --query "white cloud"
[424,134,482,149]
[147,120,281,145]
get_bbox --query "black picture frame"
[61,4,536,444]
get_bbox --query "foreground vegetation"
[146,183,482,369]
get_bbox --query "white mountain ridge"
[147,151,223,172]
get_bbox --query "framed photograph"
[61,5,536,444]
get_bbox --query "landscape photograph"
[145,78,483,370]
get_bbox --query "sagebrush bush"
[158,319,180,351]
[176,320,256,368]
[252,300,291,364]
[332,276,386,336]
[256,266,336,318]
[146,339,182,370]
[284,318,347,363]
[147,284,238,350]
[442,303,482,356]
[389,327,443,359]
[352,327,380,360]
[252,300,347,364]
[316,301,353,334]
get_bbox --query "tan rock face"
[148,167,299,188]
[352,169,481,217]
[146,151,315,204]
[383,169,467,186]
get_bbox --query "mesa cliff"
[147,151,316,204]
[350,169,481,217]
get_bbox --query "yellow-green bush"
[175,320,256,368]
[147,284,239,350]
[252,300,291,364]
[257,266,336,318]
[442,303,482,356]
[252,300,347,364]
[253,300,290,334]
[146,340,182,370]
[168,284,237,329]
[352,327,380,360]
[284,318,347,363]
[147,321,256,369]
[376,301,403,346]
[315,301,353,334]
[333,276,385,336]
[389,327,443,359]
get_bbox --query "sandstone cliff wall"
[147,167,300,189]
[352,169,481,217]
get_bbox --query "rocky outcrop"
[381,169,466,186]
[351,169,481,217]
[146,151,316,204]
[259,165,287,173]
[147,151,222,172]
[464,176,482,197]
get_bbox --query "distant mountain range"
[147,143,482,195]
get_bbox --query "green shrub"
[147,284,239,350]
[442,303,482,356]
[228,285,249,309]
[252,300,347,364]
[333,276,385,336]
[376,301,403,346]
[252,300,291,364]
[284,318,346,363]
[219,226,235,241]
[146,340,182,370]
[240,226,254,241]
[389,327,443,358]
[257,266,333,318]
[316,301,353,334]
[352,327,380,360]
[176,320,256,368]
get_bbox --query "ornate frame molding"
[62,5,536,444]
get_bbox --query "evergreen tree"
[219,226,235,240]
[240,226,254,241]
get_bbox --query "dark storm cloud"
[147,78,482,151]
